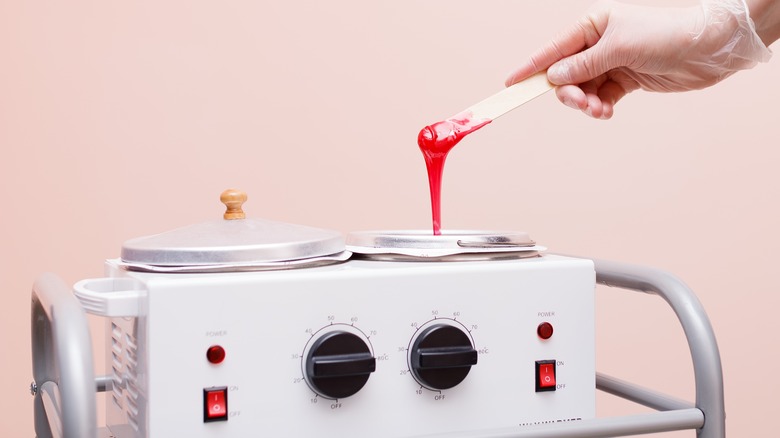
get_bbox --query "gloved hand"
[506,0,772,119]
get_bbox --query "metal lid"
[119,189,348,272]
[346,230,544,261]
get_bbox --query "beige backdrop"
[3,0,778,436]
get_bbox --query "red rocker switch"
[535,360,557,392]
[203,387,228,422]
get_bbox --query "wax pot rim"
[345,230,544,261]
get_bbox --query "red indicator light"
[207,345,226,364]
[537,322,554,340]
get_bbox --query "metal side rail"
[416,258,725,438]
[594,259,725,438]
[31,273,98,438]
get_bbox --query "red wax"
[417,111,491,235]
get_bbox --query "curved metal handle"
[593,259,725,438]
[32,273,97,438]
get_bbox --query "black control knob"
[305,331,376,399]
[409,324,478,390]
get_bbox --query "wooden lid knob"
[220,189,247,220]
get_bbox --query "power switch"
[203,387,228,422]
[535,360,557,392]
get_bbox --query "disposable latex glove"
[506,0,772,119]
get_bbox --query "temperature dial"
[304,331,376,399]
[409,324,478,390]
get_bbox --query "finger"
[595,79,628,119]
[543,3,622,86]
[560,71,634,119]
[579,77,608,119]
[547,41,620,87]
[555,85,588,110]
[595,69,640,118]
[506,28,592,86]
[506,13,605,86]
[583,92,605,119]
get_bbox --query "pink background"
[2,0,778,436]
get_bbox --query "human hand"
[506,0,771,119]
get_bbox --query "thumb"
[547,44,615,85]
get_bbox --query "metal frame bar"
[31,273,97,438]
[593,258,725,438]
[596,372,693,412]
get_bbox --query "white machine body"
[84,254,595,437]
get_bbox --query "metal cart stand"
[31,259,725,438]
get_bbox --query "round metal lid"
[119,189,348,272]
[346,230,544,261]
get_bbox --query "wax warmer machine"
[31,190,725,438]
